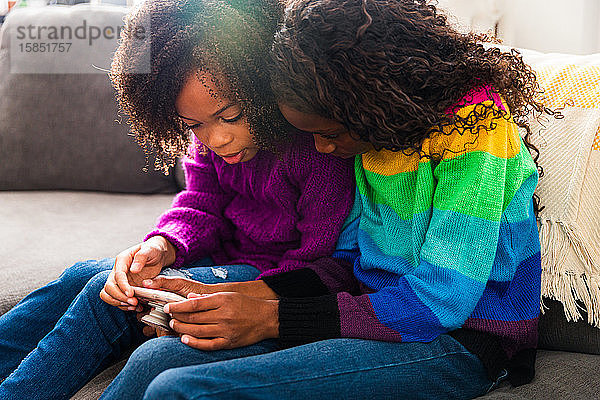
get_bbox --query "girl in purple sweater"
[0,1,353,398]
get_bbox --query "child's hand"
[165,292,279,351]
[100,236,177,311]
[142,276,210,298]
[143,276,279,300]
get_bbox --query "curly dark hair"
[111,0,286,172]
[270,0,555,167]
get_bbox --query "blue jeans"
[0,258,260,400]
[107,334,493,400]
[101,336,280,400]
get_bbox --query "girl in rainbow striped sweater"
[263,0,548,398]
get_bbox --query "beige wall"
[438,0,600,55]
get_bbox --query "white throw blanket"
[522,52,600,326]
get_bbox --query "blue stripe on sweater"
[334,187,363,253]
[470,252,542,321]
[406,261,487,328]
[367,260,487,335]
[356,228,417,275]
[368,279,446,342]
[356,195,431,264]
[490,204,541,282]
[353,256,404,290]
[421,209,499,283]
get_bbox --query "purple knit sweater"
[145,136,355,278]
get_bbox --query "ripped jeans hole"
[211,267,228,279]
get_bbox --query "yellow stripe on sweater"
[362,150,423,176]
[363,101,522,177]
[426,102,522,162]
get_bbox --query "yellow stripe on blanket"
[593,127,600,152]
[535,65,600,109]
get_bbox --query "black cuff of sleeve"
[261,268,330,298]
[277,294,340,348]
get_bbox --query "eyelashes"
[319,133,339,139]
[220,112,243,123]
[299,129,339,139]
[186,123,202,130]
[184,112,243,130]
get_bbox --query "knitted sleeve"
[257,140,355,280]
[275,98,533,347]
[145,143,234,268]
[261,193,363,297]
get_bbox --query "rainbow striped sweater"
[262,87,542,384]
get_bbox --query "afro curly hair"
[271,0,556,162]
[111,0,287,173]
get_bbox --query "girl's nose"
[313,134,336,154]
[205,126,234,149]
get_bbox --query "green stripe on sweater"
[358,146,535,221]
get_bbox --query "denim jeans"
[101,336,280,400]
[0,257,260,400]
[106,334,493,400]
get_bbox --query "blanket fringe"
[539,219,600,327]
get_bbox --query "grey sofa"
[0,5,179,398]
[1,5,599,400]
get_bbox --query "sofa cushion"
[478,350,600,399]
[0,5,179,193]
[538,298,600,355]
